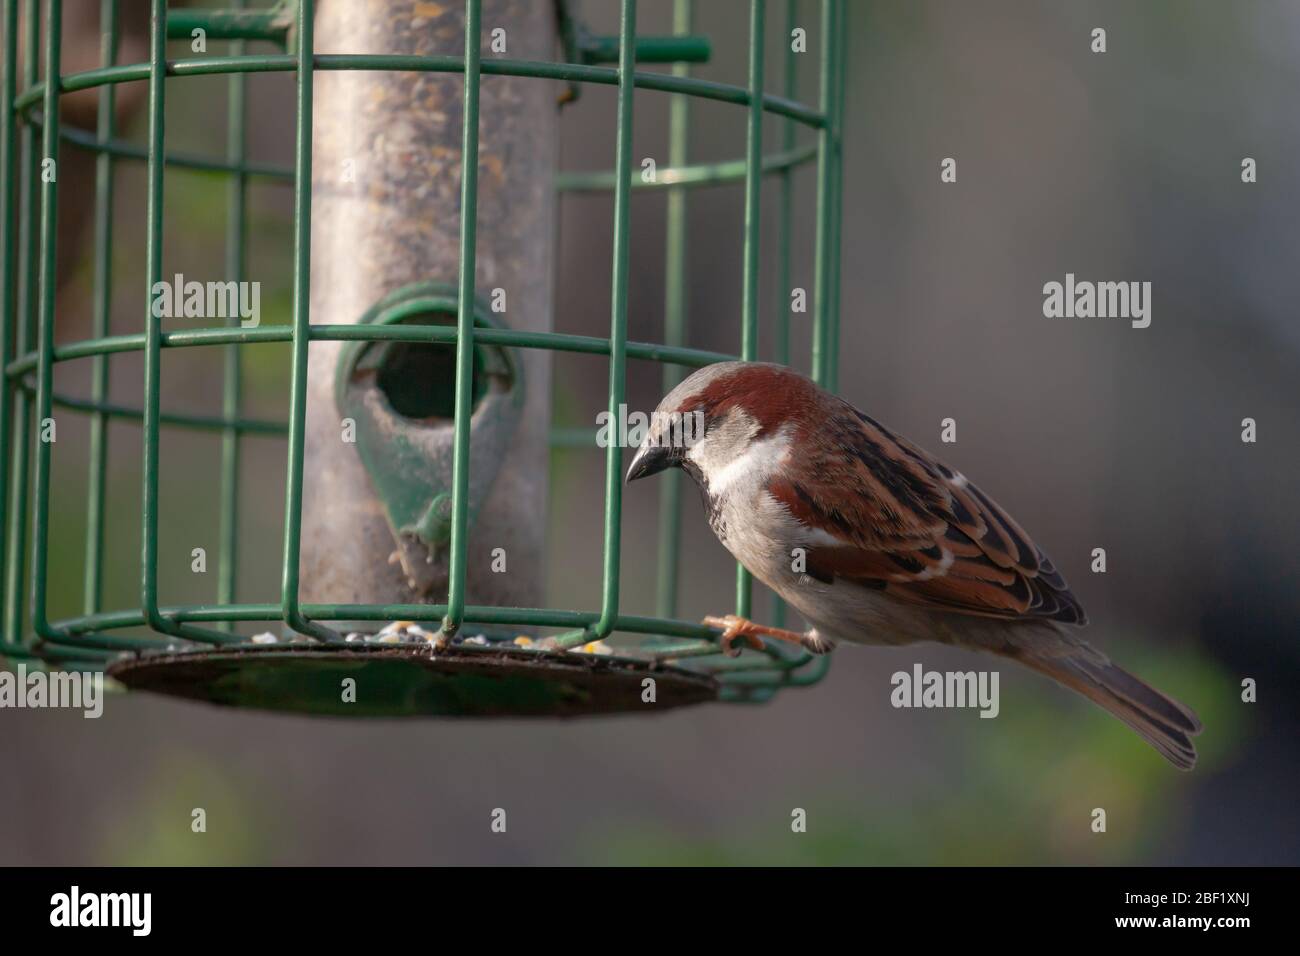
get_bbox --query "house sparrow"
[626,361,1203,770]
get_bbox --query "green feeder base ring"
[106,644,719,717]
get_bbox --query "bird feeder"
[331,282,524,598]
[0,0,848,715]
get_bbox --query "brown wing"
[768,403,1085,625]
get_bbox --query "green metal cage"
[0,0,846,713]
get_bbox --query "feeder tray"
[107,644,719,717]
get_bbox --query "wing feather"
[769,404,1085,625]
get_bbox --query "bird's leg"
[702,614,827,657]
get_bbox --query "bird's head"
[625,361,821,491]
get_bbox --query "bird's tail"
[1007,641,1203,771]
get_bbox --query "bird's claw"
[702,614,766,658]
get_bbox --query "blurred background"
[2,0,1297,864]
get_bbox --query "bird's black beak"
[625,442,676,483]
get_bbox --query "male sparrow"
[626,362,1203,770]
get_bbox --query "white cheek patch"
[692,427,792,497]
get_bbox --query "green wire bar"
[0,0,17,652]
[811,0,837,387]
[442,0,482,638]
[165,5,292,46]
[574,33,709,66]
[279,0,337,644]
[588,0,639,645]
[733,0,765,623]
[0,0,847,705]
[84,0,117,618]
[218,0,248,632]
[770,0,797,629]
[14,56,828,129]
[3,0,39,649]
[30,0,62,640]
[654,0,693,622]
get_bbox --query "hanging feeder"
[0,0,848,716]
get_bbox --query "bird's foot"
[702,615,765,657]
[702,614,821,658]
